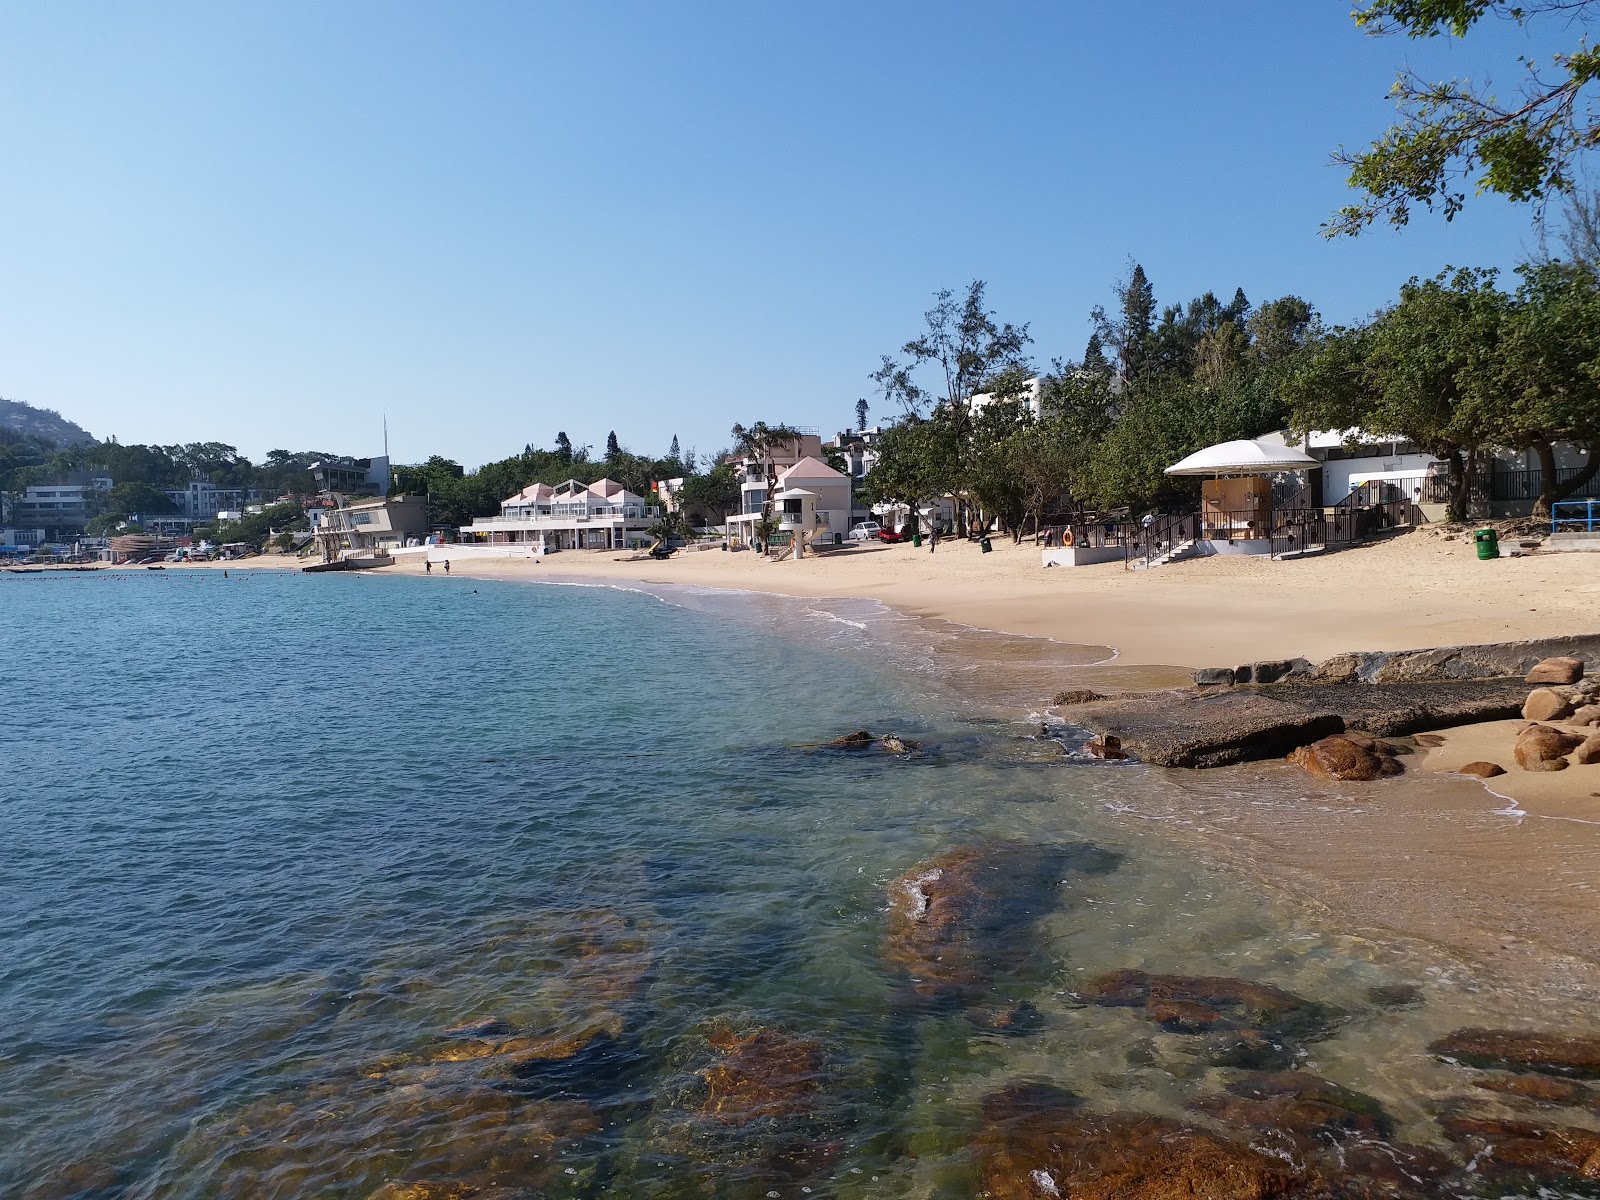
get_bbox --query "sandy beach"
[382,528,1600,671]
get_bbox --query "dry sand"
[1417,717,1600,822]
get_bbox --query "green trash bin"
[1473,528,1499,560]
[912,531,922,548]
[980,535,993,553]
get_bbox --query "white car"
[848,521,882,542]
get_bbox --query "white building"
[460,478,661,552]
[315,495,431,561]
[725,456,852,552]
[9,478,112,533]
[310,455,391,498]
[164,481,247,521]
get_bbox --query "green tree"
[1285,268,1510,519]
[1329,0,1600,235]
[554,431,573,464]
[1091,263,1156,380]
[854,398,870,431]
[107,481,179,515]
[673,464,741,523]
[1498,260,1600,512]
[860,415,961,534]
[729,421,802,542]
[605,431,622,464]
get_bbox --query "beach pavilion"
[1158,436,1319,558]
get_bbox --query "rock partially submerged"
[1068,679,1530,768]
[1289,733,1404,781]
[1430,1027,1600,1078]
[824,730,921,754]
[885,842,1119,1010]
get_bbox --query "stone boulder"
[828,730,875,748]
[1085,735,1127,761]
[1289,734,1403,781]
[973,1084,1304,1200]
[1574,736,1600,766]
[1052,688,1105,705]
[1189,1071,1392,1145]
[1458,761,1507,778]
[1430,1027,1600,1078]
[1522,688,1575,722]
[1514,725,1586,772]
[1527,656,1586,685]
[1571,704,1600,728]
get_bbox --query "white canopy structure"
[1164,437,1318,477]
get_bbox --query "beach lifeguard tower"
[773,487,820,559]
[1161,437,1318,557]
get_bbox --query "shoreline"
[157,534,1600,996]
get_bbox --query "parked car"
[876,527,907,544]
[848,521,882,542]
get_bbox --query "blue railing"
[1553,499,1600,533]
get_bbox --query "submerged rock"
[885,842,1119,1010]
[1192,1071,1393,1143]
[972,1082,1303,1200]
[1439,1114,1600,1185]
[1078,970,1338,1067]
[697,1026,821,1125]
[1474,1073,1600,1106]
[1289,734,1403,781]
[1430,1027,1600,1078]
[643,1018,845,1196]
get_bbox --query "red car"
[877,528,907,544]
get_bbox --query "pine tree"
[668,434,681,464]
[855,398,870,431]
[605,431,621,463]
[1082,333,1110,376]
[555,431,573,464]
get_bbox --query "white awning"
[1165,437,1319,476]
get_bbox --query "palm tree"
[729,421,801,553]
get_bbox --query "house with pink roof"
[459,478,661,552]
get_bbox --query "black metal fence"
[1421,466,1600,506]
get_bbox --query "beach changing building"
[459,479,661,552]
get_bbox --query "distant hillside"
[0,397,96,447]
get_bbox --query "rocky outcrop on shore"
[1054,636,1600,769]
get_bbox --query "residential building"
[8,476,112,536]
[725,456,852,550]
[315,495,430,562]
[164,480,248,521]
[727,431,825,522]
[311,455,391,498]
[459,478,661,552]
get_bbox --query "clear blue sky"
[0,1,1558,468]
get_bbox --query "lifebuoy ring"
[1062,528,1076,548]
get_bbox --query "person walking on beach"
[443,559,450,574]
[929,525,939,554]
[425,559,432,573]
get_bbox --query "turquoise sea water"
[1,570,1595,1198]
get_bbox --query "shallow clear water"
[1,570,1595,1199]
